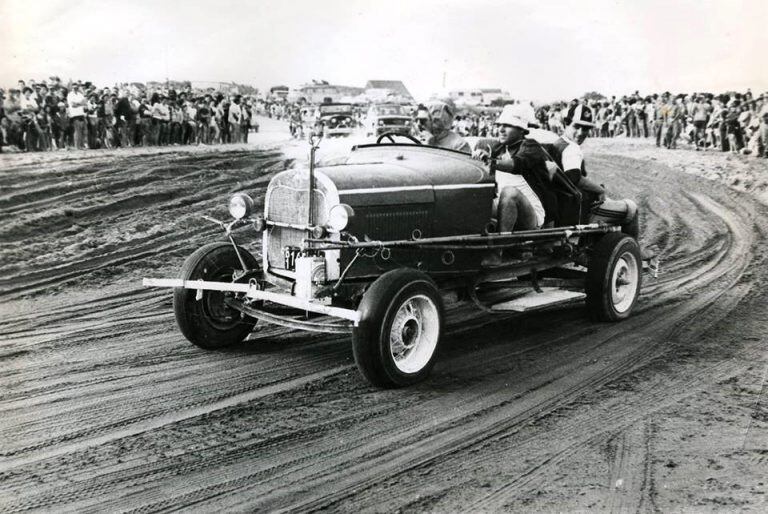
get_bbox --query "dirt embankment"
[588,137,768,206]
[0,138,767,512]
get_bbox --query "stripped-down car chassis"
[144,137,656,387]
[144,221,628,332]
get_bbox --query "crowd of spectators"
[447,90,768,158]
[531,90,768,158]
[4,78,766,160]
[0,78,262,153]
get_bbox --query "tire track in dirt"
[0,144,766,511]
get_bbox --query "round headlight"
[228,193,254,220]
[327,204,354,232]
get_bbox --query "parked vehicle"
[317,103,355,137]
[145,134,655,388]
[365,103,413,137]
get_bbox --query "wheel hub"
[388,294,440,374]
[611,254,639,313]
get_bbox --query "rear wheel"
[352,269,444,388]
[173,242,258,349]
[586,233,642,321]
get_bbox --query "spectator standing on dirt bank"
[196,98,211,144]
[692,95,710,149]
[240,100,251,143]
[114,90,134,147]
[228,96,242,143]
[416,99,471,153]
[86,93,100,149]
[20,86,41,151]
[67,83,87,149]
[183,99,197,145]
[151,94,170,145]
[170,100,184,144]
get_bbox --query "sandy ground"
[1,123,767,512]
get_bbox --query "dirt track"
[1,134,767,512]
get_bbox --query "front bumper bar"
[142,278,361,324]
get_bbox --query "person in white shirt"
[228,96,242,143]
[67,83,87,149]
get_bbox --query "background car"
[317,103,356,137]
[365,103,413,137]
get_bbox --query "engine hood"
[315,144,490,192]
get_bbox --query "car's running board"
[490,287,586,312]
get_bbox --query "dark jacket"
[115,97,135,121]
[480,137,558,224]
[479,137,582,225]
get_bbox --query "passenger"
[415,99,471,153]
[472,105,557,265]
[526,104,606,203]
[528,104,642,242]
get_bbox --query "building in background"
[364,80,414,103]
[288,80,365,104]
[445,88,513,106]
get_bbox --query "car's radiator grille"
[267,186,327,224]
[266,185,328,269]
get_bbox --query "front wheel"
[585,233,642,321]
[352,269,444,388]
[173,242,259,349]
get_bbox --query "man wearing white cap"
[472,105,557,264]
[514,102,606,206]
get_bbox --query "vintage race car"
[366,103,413,137]
[145,134,655,388]
[317,103,356,137]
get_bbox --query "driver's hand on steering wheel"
[471,148,491,163]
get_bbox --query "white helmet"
[495,105,529,132]
[516,103,539,128]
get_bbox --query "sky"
[1,0,766,102]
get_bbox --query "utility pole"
[442,59,447,89]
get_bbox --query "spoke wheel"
[388,295,440,374]
[610,253,640,314]
[173,242,259,349]
[353,269,444,388]
[586,233,642,321]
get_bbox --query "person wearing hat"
[472,105,557,265]
[19,86,42,151]
[151,93,170,145]
[416,99,470,153]
[519,103,606,214]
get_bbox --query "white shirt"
[498,147,545,228]
[67,91,86,117]
[527,128,584,173]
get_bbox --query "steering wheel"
[376,132,423,145]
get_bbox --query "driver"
[472,105,556,265]
[415,99,471,153]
